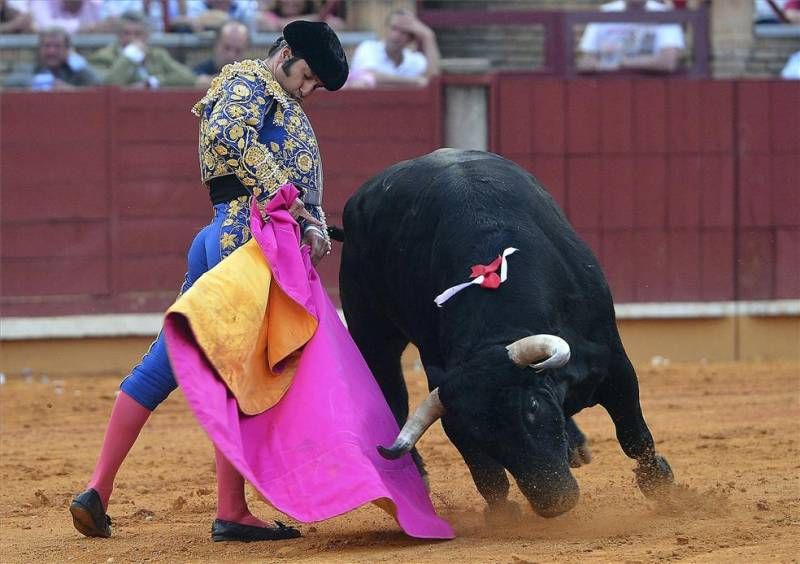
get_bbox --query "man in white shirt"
[350,9,440,87]
[782,51,800,79]
[577,0,686,73]
[15,0,107,34]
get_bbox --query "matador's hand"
[289,198,323,227]
[302,227,330,266]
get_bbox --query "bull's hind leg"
[599,356,674,499]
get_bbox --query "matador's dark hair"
[267,36,301,74]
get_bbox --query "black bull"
[338,149,674,519]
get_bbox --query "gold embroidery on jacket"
[193,60,321,202]
[219,196,252,259]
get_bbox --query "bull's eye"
[525,398,539,423]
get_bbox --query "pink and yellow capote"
[163,184,454,539]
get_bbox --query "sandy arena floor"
[1,361,798,563]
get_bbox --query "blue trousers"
[120,198,252,410]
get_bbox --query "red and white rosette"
[434,247,519,307]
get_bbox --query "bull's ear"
[434,345,511,411]
[435,366,491,414]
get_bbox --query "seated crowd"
[0,0,345,34]
[2,0,797,90]
[1,0,444,90]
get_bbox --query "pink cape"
[163,185,454,539]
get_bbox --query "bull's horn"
[377,388,445,460]
[506,334,571,371]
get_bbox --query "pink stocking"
[87,391,151,508]
[214,446,268,527]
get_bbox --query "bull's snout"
[518,473,580,518]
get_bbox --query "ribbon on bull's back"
[163,184,454,539]
[434,247,518,307]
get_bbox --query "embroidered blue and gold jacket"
[192,59,324,208]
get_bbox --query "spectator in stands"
[100,0,190,33]
[782,51,800,78]
[785,0,800,23]
[754,0,800,23]
[184,0,258,31]
[4,26,99,89]
[577,0,686,74]
[257,0,344,32]
[19,0,109,34]
[0,0,33,33]
[88,10,195,88]
[349,9,440,88]
[193,20,250,88]
[754,0,780,23]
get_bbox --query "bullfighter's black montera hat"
[283,20,349,91]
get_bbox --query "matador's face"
[273,47,324,103]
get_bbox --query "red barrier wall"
[0,86,442,316]
[493,77,799,304]
[1,79,797,318]
[736,82,800,300]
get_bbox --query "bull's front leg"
[600,359,674,499]
[442,418,521,524]
[612,407,673,498]
[343,303,425,477]
[565,417,593,468]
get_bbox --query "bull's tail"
[327,225,345,242]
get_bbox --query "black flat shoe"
[70,488,112,538]
[211,519,301,542]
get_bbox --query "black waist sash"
[208,175,250,205]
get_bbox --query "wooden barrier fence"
[491,77,799,303]
[1,79,797,318]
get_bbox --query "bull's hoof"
[483,500,522,526]
[569,444,593,468]
[635,454,675,499]
[530,489,580,518]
